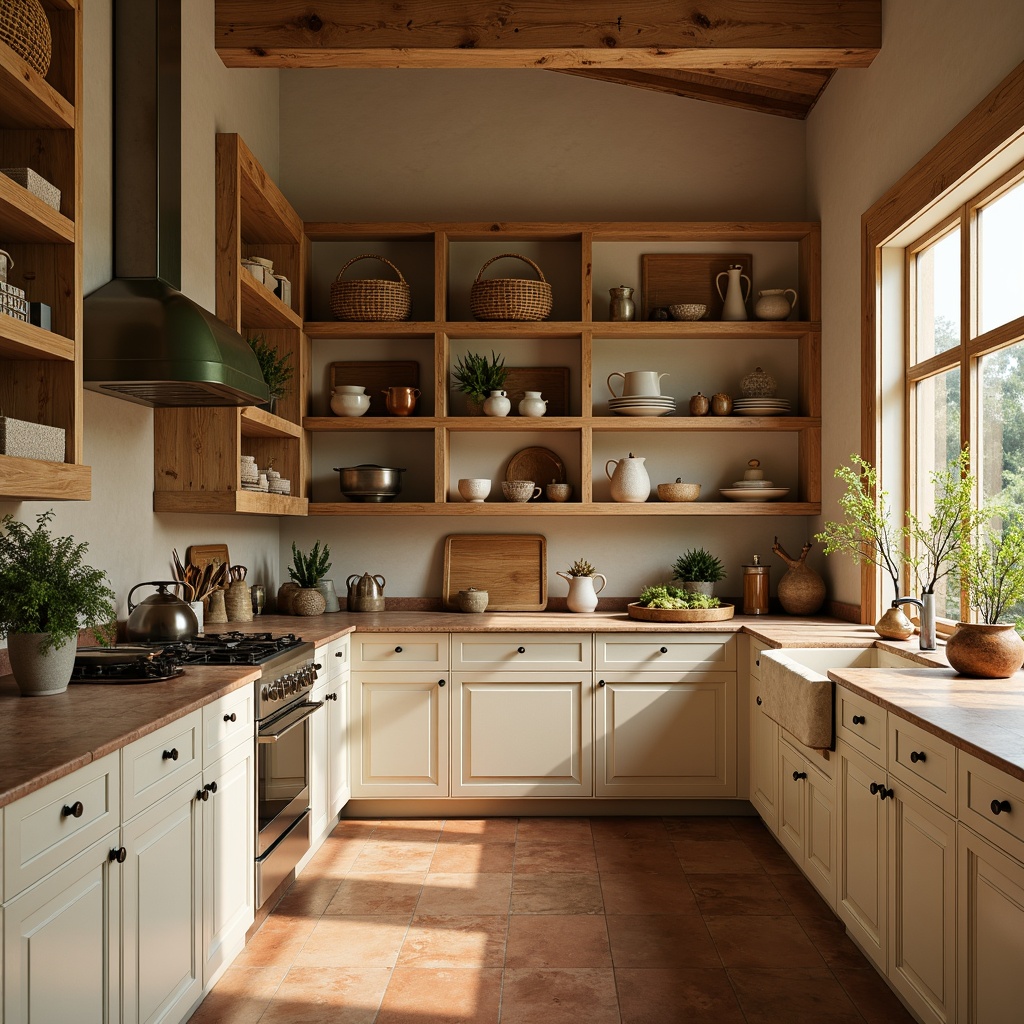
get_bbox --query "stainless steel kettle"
[126,581,199,641]
[346,572,386,612]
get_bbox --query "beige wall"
[806,0,1024,607]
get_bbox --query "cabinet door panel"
[778,741,805,861]
[309,680,330,840]
[352,634,448,671]
[122,712,202,820]
[596,673,735,797]
[804,770,836,908]
[452,633,591,670]
[452,674,591,797]
[750,701,779,833]
[329,671,351,817]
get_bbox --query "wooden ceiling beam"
[215,1,881,71]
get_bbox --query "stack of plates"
[609,395,676,417]
[732,397,791,416]
[719,478,790,501]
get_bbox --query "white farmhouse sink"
[759,647,922,748]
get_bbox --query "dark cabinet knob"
[109,846,127,863]
[871,784,893,800]
[314,663,322,671]
[852,715,866,725]
[869,781,881,795]
[438,679,446,687]
[335,651,344,658]
[517,647,526,654]
[326,692,338,701]
[163,748,179,761]
[205,781,218,795]
[910,750,926,763]
[659,647,668,654]
[197,788,209,802]
[756,658,760,667]
[793,771,808,781]
[62,801,84,819]
[598,679,606,687]
[756,695,763,705]
[991,799,1012,816]
[224,712,237,722]
[395,646,403,653]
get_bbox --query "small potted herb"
[672,547,727,596]
[248,333,294,414]
[451,350,507,414]
[556,558,607,613]
[286,540,332,616]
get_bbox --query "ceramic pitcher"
[607,370,669,398]
[605,453,651,502]
[715,264,751,321]
[557,571,608,613]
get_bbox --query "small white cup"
[458,478,491,502]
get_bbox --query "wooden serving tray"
[640,253,753,321]
[626,601,735,622]
[443,534,547,611]
[329,360,420,416]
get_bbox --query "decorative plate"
[719,487,790,501]
[506,447,566,495]
[627,602,735,622]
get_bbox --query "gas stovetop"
[70,632,310,684]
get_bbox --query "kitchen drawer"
[595,632,736,673]
[780,726,835,782]
[959,751,1024,862]
[122,710,202,820]
[452,632,591,671]
[329,634,351,678]
[749,637,771,682]
[834,685,885,764]
[203,686,255,768]
[4,750,120,900]
[887,714,955,814]
[352,632,449,671]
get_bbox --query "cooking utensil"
[334,464,406,502]
[125,581,199,642]
[442,534,547,611]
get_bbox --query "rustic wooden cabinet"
[0,0,91,500]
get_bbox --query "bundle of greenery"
[636,584,721,610]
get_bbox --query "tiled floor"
[192,816,916,1023]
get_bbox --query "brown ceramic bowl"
[657,481,701,502]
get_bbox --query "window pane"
[979,180,1024,334]
[914,368,961,617]
[979,342,1024,505]
[914,229,960,361]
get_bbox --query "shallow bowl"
[333,385,367,396]
[657,481,701,502]
[668,303,708,321]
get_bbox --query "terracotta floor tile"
[615,967,746,1024]
[705,914,826,968]
[500,968,620,1024]
[516,816,593,843]
[741,832,803,874]
[330,819,380,839]
[728,815,773,839]
[372,818,444,840]
[770,871,838,921]
[505,914,611,968]
[397,914,507,968]
[513,840,598,873]
[833,966,919,1022]
[232,913,318,968]
[689,873,790,916]
[429,841,515,873]
[441,818,518,844]
[663,816,742,841]
[798,913,877,969]
[415,872,513,916]
[324,872,426,916]
[258,966,390,1024]
[273,877,342,919]
[302,836,366,879]
[376,967,502,1023]
[728,966,865,1022]
[590,817,669,841]
[593,838,684,874]
[188,965,286,1024]
[510,871,605,915]
[349,839,437,874]
[292,914,410,968]
[674,838,765,874]
[606,913,721,968]
[599,871,698,915]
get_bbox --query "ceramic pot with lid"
[125,581,199,641]
[347,572,386,612]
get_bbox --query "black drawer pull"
[162,748,179,761]
[62,801,84,819]
[991,799,1012,816]
[517,646,526,654]
[910,750,926,763]
[335,651,344,658]
[793,771,807,781]
[205,781,218,795]
[756,695,762,705]
[314,663,322,671]
[852,715,866,725]
[870,782,893,800]
[197,788,209,802]
[659,647,668,654]
[395,646,403,653]
[326,692,338,701]
[755,657,760,667]
[223,712,237,723]
[109,846,127,863]
[438,679,446,687]
[598,679,606,687]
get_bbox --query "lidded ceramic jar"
[689,392,710,416]
[740,366,777,398]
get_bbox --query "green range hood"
[83,0,269,409]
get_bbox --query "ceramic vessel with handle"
[754,288,798,321]
[557,572,607,613]
[715,264,751,321]
[607,370,668,398]
[605,453,651,502]
[347,572,386,612]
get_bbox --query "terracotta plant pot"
[945,622,1024,679]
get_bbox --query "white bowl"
[333,385,366,395]
[331,393,370,416]
[458,478,490,502]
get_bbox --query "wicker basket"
[470,253,553,322]
[329,254,411,322]
[0,0,52,77]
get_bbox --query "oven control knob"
[260,684,269,701]
[268,683,280,701]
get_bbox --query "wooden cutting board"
[187,544,230,572]
[640,253,753,320]
[329,360,420,416]
[443,534,547,611]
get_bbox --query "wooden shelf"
[303,416,820,432]
[240,271,301,328]
[0,40,75,130]
[308,500,822,517]
[0,173,74,242]
[241,406,303,439]
[153,490,308,516]
[0,455,90,501]
[0,316,74,360]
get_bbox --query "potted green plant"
[287,540,331,615]
[0,511,115,696]
[248,333,294,414]
[947,506,1024,677]
[451,350,507,414]
[671,547,726,596]
[556,558,607,613]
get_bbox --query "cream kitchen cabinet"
[748,638,780,831]
[311,636,351,840]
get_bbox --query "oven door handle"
[257,701,324,743]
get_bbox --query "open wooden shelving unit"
[0,0,91,501]
[302,221,821,517]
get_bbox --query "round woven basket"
[470,253,552,321]
[329,254,411,322]
[0,0,51,76]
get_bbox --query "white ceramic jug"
[557,571,608,613]
[605,453,651,502]
[482,390,511,416]
[715,264,751,321]
[607,370,669,398]
[518,391,547,417]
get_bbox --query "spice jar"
[689,392,710,416]
[742,554,771,615]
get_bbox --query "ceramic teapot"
[346,572,386,612]
[605,453,651,503]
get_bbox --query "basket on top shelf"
[470,253,552,321]
[0,0,52,76]
[329,254,411,321]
